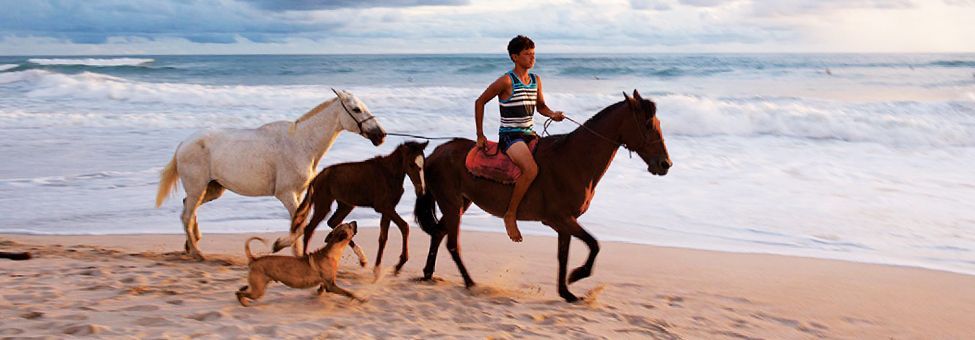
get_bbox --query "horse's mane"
[290,97,339,133]
[581,101,626,127]
[542,100,626,150]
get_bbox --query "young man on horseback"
[474,35,565,242]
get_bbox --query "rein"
[542,110,663,155]
[385,132,456,140]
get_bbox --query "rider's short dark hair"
[507,35,535,61]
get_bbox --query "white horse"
[155,89,386,260]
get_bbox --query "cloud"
[630,0,675,10]
[944,0,975,5]
[0,0,970,54]
[679,0,732,7]
[748,0,917,17]
[241,0,470,11]
[0,0,343,44]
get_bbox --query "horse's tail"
[155,152,179,208]
[272,180,316,253]
[244,237,267,263]
[414,191,441,235]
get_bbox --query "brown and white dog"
[236,221,363,306]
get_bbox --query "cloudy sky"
[1,0,973,55]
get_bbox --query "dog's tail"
[414,191,441,235]
[155,151,179,208]
[272,179,316,253]
[244,237,268,263]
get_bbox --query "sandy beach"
[2,229,973,339]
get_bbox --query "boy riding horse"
[473,35,564,242]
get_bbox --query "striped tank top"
[498,70,537,134]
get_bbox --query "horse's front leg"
[562,218,600,284]
[388,212,411,275]
[373,215,391,280]
[555,231,578,302]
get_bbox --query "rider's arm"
[535,76,564,121]
[474,76,508,139]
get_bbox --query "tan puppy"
[237,221,363,306]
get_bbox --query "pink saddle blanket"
[465,139,538,184]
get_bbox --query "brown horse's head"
[621,90,671,176]
[397,140,429,195]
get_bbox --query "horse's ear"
[331,88,344,100]
[633,89,643,102]
[420,140,429,150]
[624,91,638,109]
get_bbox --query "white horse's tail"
[155,153,179,208]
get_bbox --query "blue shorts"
[499,131,536,154]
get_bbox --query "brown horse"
[414,90,671,302]
[273,141,429,277]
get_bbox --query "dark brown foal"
[274,141,428,278]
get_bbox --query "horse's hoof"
[188,252,205,261]
[560,290,579,303]
[568,267,591,284]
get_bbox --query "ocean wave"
[0,64,18,72]
[1,69,974,147]
[929,60,975,67]
[658,94,975,147]
[27,58,154,67]
[454,63,504,74]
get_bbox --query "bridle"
[333,90,377,136]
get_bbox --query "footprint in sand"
[621,313,671,332]
[120,305,160,312]
[187,311,226,322]
[135,316,175,327]
[255,325,278,336]
[120,276,148,285]
[60,314,89,321]
[656,294,684,308]
[0,328,24,335]
[78,268,109,276]
[63,324,109,336]
[20,311,43,319]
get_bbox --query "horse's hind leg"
[300,197,332,255]
[421,199,470,282]
[195,181,225,241]
[421,226,446,281]
[327,202,366,267]
[373,215,391,280]
[442,199,475,288]
[180,187,207,260]
[276,191,304,256]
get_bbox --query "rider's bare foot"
[503,213,523,242]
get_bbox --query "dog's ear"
[324,227,340,244]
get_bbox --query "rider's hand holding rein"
[546,111,565,122]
